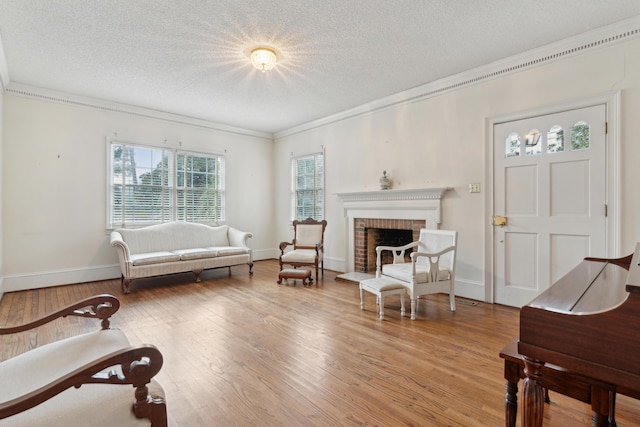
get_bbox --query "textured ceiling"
[1,1,640,135]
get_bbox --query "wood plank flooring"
[1,260,639,426]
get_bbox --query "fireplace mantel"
[335,187,451,203]
[336,187,452,274]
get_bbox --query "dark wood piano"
[518,245,640,427]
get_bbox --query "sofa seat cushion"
[173,248,218,261]
[207,246,249,256]
[381,263,450,283]
[280,249,319,263]
[131,251,181,266]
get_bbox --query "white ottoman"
[359,277,406,320]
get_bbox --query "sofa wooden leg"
[122,276,131,294]
[249,262,254,275]
[193,269,203,282]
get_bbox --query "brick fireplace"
[335,187,451,278]
[354,218,425,272]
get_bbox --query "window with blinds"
[291,152,324,221]
[109,141,225,228]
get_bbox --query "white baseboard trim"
[3,265,121,293]
[2,250,276,293]
[454,278,486,302]
[323,256,345,274]
[252,249,277,261]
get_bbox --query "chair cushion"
[3,383,152,427]
[360,277,406,292]
[281,249,320,263]
[382,263,450,283]
[0,329,129,404]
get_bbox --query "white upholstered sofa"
[111,222,253,293]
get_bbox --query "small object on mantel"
[379,170,392,190]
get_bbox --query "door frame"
[484,91,621,304]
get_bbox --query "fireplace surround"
[356,218,424,273]
[335,188,451,278]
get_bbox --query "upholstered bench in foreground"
[0,294,166,427]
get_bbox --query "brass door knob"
[492,215,507,227]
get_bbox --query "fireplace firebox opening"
[354,218,425,273]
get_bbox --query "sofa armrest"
[0,344,165,422]
[228,227,252,248]
[0,294,120,335]
[110,231,133,280]
[110,231,131,260]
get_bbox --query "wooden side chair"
[279,217,327,282]
[376,229,457,320]
[0,294,167,427]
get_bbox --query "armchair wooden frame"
[0,294,167,426]
[279,217,328,282]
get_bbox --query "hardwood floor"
[1,260,639,426]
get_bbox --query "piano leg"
[504,379,518,427]
[521,357,545,427]
[590,386,614,427]
[609,390,617,427]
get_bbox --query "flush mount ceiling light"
[250,47,277,72]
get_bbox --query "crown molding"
[3,82,274,141]
[275,15,640,139]
[3,15,640,140]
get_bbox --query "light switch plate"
[469,183,481,193]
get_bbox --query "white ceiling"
[1,1,640,135]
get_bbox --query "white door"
[494,104,607,307]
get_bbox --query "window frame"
[107,138,226,229]
[290,150,325,222]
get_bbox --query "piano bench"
[500,339,617,427]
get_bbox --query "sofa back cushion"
[117,222,230,254]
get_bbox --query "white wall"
[274,37,640,301]
[2,95,274,291]
[0,89,3,299]
[4,34,640,299]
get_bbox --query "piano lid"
[519,244,640,388]
[526,259,629,315]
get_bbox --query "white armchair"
[376,229,458,320]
